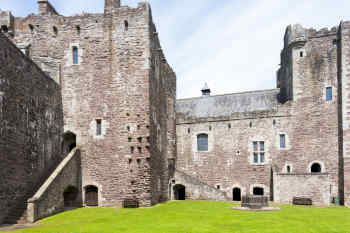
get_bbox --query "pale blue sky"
[1,0,350,98]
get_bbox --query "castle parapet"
[284,24,308,48]
[37,0,58,15]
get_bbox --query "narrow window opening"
[188,128,190,134]
[130,147,134,154]
[249,122,252,128]
[29,24,34,32]
[280,134,286,148]
[253,141,265,164]
[137,125,140,130]
[76,25,80,34]
[72,46,79,65]
[287,165,291,173]
[124,20,129,31]
[147,136,150,143]
[137,137,142,143]
[197,134,209,151]
[128,158,132,164]
[209,126,212,131]
[53,26,58,37]
[127,126,130,132]
[228,123,231,129]
[300,51,303,57]
[128,137,132,142]
[146,146,150,152]
[273,119,276,125]
[137,159,141,168]
[96,119,102,136]
[216,185,220,190]
[326,87,332,101]
[138,147,142,153]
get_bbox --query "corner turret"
[37,0,58,15]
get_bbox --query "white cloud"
[2,0,350,98]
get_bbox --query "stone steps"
[3,204,27,224]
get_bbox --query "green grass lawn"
[10,201,350,233]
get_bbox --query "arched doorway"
[173,184,186,200]
[253,187,264,196]
[232,188,241,201]
[63,186,79,207]
[63,131,76,155]
[85,186,98,206]
[311,163,322,173]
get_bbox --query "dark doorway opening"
[85,186,98,206]
[174,184,186,200]
[232,188,241,201]
[253,187,264,196]
[63,186,79,207]
[63,131,76,155]
[311,163,322,173]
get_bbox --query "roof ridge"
[177,88,280,102]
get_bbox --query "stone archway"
[63,186,79,207]
[232,187,241,201]
[85,186,98,206]
[173,184,186,200]
[62,131,76,155]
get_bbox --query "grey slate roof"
[176,89,280,118]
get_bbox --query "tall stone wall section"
[148,15,177,204]
[339,21,350,207]
[6,1,175,207]
[0,32,63,224]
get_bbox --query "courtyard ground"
[6,201,350,233]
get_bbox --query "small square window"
[280,134,286,148]
[326,87,332,101]
[96,119,102,136]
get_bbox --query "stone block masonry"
[0,31,63,224]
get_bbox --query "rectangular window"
[96,119,102,136]
[326,87,332,101]
[253,141,265,164]
[73,46,79,65]
[280,134,286,148]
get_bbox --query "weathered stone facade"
[0,0,350,225]
[0,0,176,224]
[176,23,350,207]
[0,31,63,224]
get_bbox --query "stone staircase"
[3,202,28,224]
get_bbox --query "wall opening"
[311,163,322,173]
[124,20,129,31]
[72,46,79,64]
[85,185,98,206]
[173,184,186,200]
[253,187,264,196]
[232,188,241,201]
[63,186,79,207]
[53,26,58,36]
[197,134,208,151]
[1,25,8,33]
[63,131,76,155]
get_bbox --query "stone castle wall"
[0,31,63,224]
[176,24,341,205]
[5,0,176,208]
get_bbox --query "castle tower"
[104,0,121,14]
